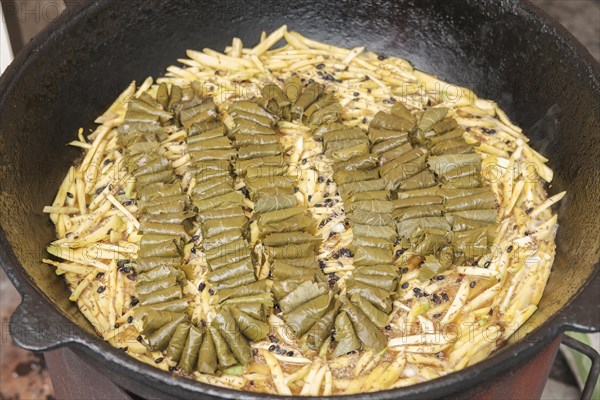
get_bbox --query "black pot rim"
[1,0,599,398]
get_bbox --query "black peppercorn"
[97,286,106,294]
[199,282,206,292]
[127,316,133,324]
[401,282,409,289]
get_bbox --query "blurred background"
[1,1,599,399]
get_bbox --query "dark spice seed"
[277,348,286,355]
[121,267,131,274]
[269,335,279,343]
[525,207,533,214]
[104,159,111,166]
[507,245,514,253]
[318,218,330,228]
[435,275,445,281]
[268,345,276,352]
[95,186,107,195]
[127,316,133,324]
[432,294,441,304]
[302,158,307,165]
[241,187,250,199]
[249,380,255,385]
[199,282,206,292]
[137,335,143,342]
[433,313,441,318]
[362,117,367,124]
[190,247,196,254]
[317,176,324,183]
[401,282,409,289]
[208,288,215,295]
[308,195,312,202]
[332,253,339,259]
[441,293,450,302]
[339,248,352,257]
[316,63,325,70]
[385,325,392,330]
[470,281,477,288]
[96,272,105,279]
[155,358,164,364]
[396,249,405,257]
[377,54,386,60]
[401,267,409,274]
[252,348,258,357]
[66,192,74,198]
[168,366,176,373]
[97,286,106,294]
[127,274,136,281]
[114,323,120,329]
[192,235,200,242]
[286,351,294,357]
[294,187,299,193]
[130,297,139,307]
[353,92,359,97]
[484,261,491,268]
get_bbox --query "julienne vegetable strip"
[42,26,565,395]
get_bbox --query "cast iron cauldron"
[1,0,599,398]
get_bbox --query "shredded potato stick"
[261,350,292,395]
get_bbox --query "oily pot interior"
[0,0,598,380]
